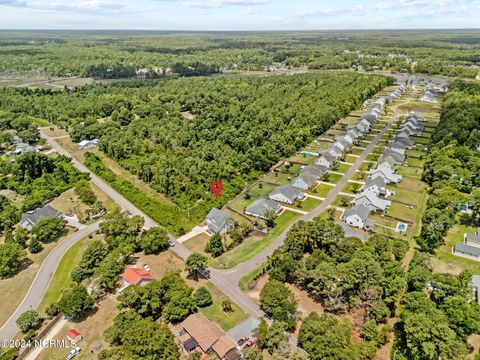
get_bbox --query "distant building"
[244,198,281,219]
[206,208,234,235]
[20,205,64,230]
[78,139,99,150]
[14,143,37,155]
[66,329,83,346]
[464,228,480,247]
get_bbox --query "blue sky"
[0,0,479,30]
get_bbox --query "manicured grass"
[406,150,426,158]
[314,183,334,197]
[412,136,431,144]
[249,182,278,198]
[388,202,417,222]
[352,171,369,181]
[370,214,398,228]
[351,147,364,155]
[228,196,256,214]
[397,165,423,179]
[359,162,374,171]
[239,263,266,291]
[280,163,302,175]
[342,182,362,194]
[37,234,97,314]
[199,283,249,331]
[323,172,343,184]
[366,153,380,162]
[299,197,322,211]
[212,210,301,269]
[406,157,425,168]
[263,171,291,185]
[289,154,316,165]
[344,155,358,164]
[183,233,211,255]
[335,163,352,173]
[333,195,352,207]
[392,187,422,206]
[359,141,370,148]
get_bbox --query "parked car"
[143,263,151,272]
[237,337,249,346]
[245,337,257,347]
[66,347,81,360]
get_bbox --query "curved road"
[0,221,100,340]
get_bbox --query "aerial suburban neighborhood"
[0,3,479,360]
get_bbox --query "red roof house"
[66,329,82,345]
[121,268,155,287]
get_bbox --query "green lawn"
[342,182,362,194]
[392,187,422,206]
[289,154,316,165]
[280,163,302,175]
[212,210,301,269]
[406,157,425,168]
[228,196,256,214]
[344,155,358,164]
[299,197,322,211]
[397,165,423,179]
[199,283,249,331]
[388,202,417,222]
[359,162,374,171]
[370,214,398,228]
[406,150,426,158]
[263,171,292,185]
[359,141,370,148]
[352,171,369,181]
[333,195,352,207]
[351,148,364,155]
[239,263,266,291]
[366,153,380,162]
[37,234,96,314]
[323,172,343,184]
[249,182,278,198]
[335,163,352,173]
[412,136,431,144]
[314,183,335,197]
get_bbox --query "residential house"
[360,177,390,197]
[388,141,407,155]
[14,143,37,155]
[66,329,83,346]
[359,118,371,130]
[383,149,406,164]
[20,205,64,230]
[348,128,362,140]
[206,208,234,234]
[343,133,355,145]
[315,152,336,168]
[464,228,480,248]
[176,313,241,360]
[120,268,155,288]
[328,144,343,159]
[399,123,421,136]
[342,204,375,230]
[453,243,480,261]
[352,192,391,212]
[369,167,403,184]
[396,130,411,139]
[78,139,99,150]
[302,164,328,179]
[245,198,282,219]
[376,156,397,173]
[361,113,378,124]
[336,221,365,240]
[333,139,348,152]
[392,137,415,149]
[291,173,318,190]
[420,90,437,103]
[355,122,369,134]
[269,185,305,205]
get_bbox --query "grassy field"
[412,136,431,144]
[299,197,322,211]
[342,182,362,194]
[392,187,423,206]
[335,163,352,173]
[388,202,417,222]
[359,162,374,171]
[211,210,301,269]
[289,154,317,165]
[397,165,423,179]
[263,171,291,185]
[37,234,99,314]
[323,172,344,184]
[344,155,359,164]
[228,196,256,215]
[249,182,278,198]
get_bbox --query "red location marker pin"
[210,180,223,200]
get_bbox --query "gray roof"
[302,164,328,178]
[362,176,387,190]
[454,243,480,257]
[336,221,364,240]
[392,137,414,147]
[20,205,63,228]
[466,233,480,245]
[322,152,337,163]
[396,130,411,139]
[292,173,317,189]
[389,142,407,150]
[383,150,405,163]
[378,156,397,168]
[343,204,370,222]
[206,208,232,233]
[472,275,480,289]
[245,198,281,217]
[269,185,303,203]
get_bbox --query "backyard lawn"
[263,171,291,185]
[299,197,322,211]
[335,163,352,173]
[249,182,278,198]
[406,157,425,168]
[412,136,431,144]
[228,196,256,214]
[211,210,301,269]
[289,154,317,165]
[392,187,423,206]
[388,202,417,222]
[314,183,335,197]
[323,172,343,184]
[397,165,423,179]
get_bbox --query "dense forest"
[0,73,390,232]
[0,31,478,79]
[420,81,480,252]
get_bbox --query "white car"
[66,347,81,360]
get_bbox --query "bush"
[57,284,94,320]
[16,310,42,333]
[204,234,224,257]
[0,243,27,278]
[32,217,65,243]
[75,180,97,205]
[194,287,213,307]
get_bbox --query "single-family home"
[396,130,411,139]
[369,167,403,184]
[245,198,282,219]
[453,243,480,261]
[333,139,349,152]
[355,122,369,134]
[78,139,99,150]
[175,313,241,360]
[302,164,328,179]
[342,204,375,230]
[348,128,362,140]
[20,205,64,230]
[291,173,318,190]
[464,228,480,248]
[269,185,306,205]
[361,113,377,124]
[328,144,343,159]
[399,124,421,136]
[343,133,355,145]
[376,156,397,173]
[315,152,336,168]
[392,137,415,149]
[336,221,365,240]
[352,192,391,212]
[359,118,371,130]
[121,268,156,288]
[360,177,389,197]
[388,141,407,155]
[383,149,406,164]
[14,143,37,155]
[206,208,234,234]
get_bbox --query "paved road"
[0,221,100,340]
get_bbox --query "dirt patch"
[181,111,195,120]
[245,273,269,306]
[431,256,464,275]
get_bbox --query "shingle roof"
[362,176,386,190]
[292,173,317,188]
[344,204,370,221]
[206,208,231,233]
[121,268,155,286]
[454,243,480,257]
[302,164,328,178]
[181,313,226,352]
[20,205,63,228]
[245,198,280,216]
[269,185,303,203]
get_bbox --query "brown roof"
[181,313,225,351]
[211,335,237,359]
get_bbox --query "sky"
[0,0,479,30]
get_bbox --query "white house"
[369,167,403,184]
[78,139,99,150]
[269,185,305,205]
[291,173,317,190]
[206,208,234,234]
[342,204,375,230]
[245,198,282,219]
[360,177,391,197]
[352,192,391,212]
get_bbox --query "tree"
[57,284,94,320]
[264,209,277,228]
[194,287,213,307]
[28,237,43,253]
[32,217,65,243]
[93,244,134,291]
[242,347,263,360]
[14,226,30,248]
[0,243,27,278]
[100,209,144,250]
[469,188,480,224]
[260,279,297,329]
[162,291,197,323]
[185,253,208,279]
[222,299,233,313]
[264,321,289,352]
[16,310,42,333]
[204,233,224,257]
[75,180,97,205]
[71,240,108,283]
[139,227,169,254]
[256,318,269,348]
